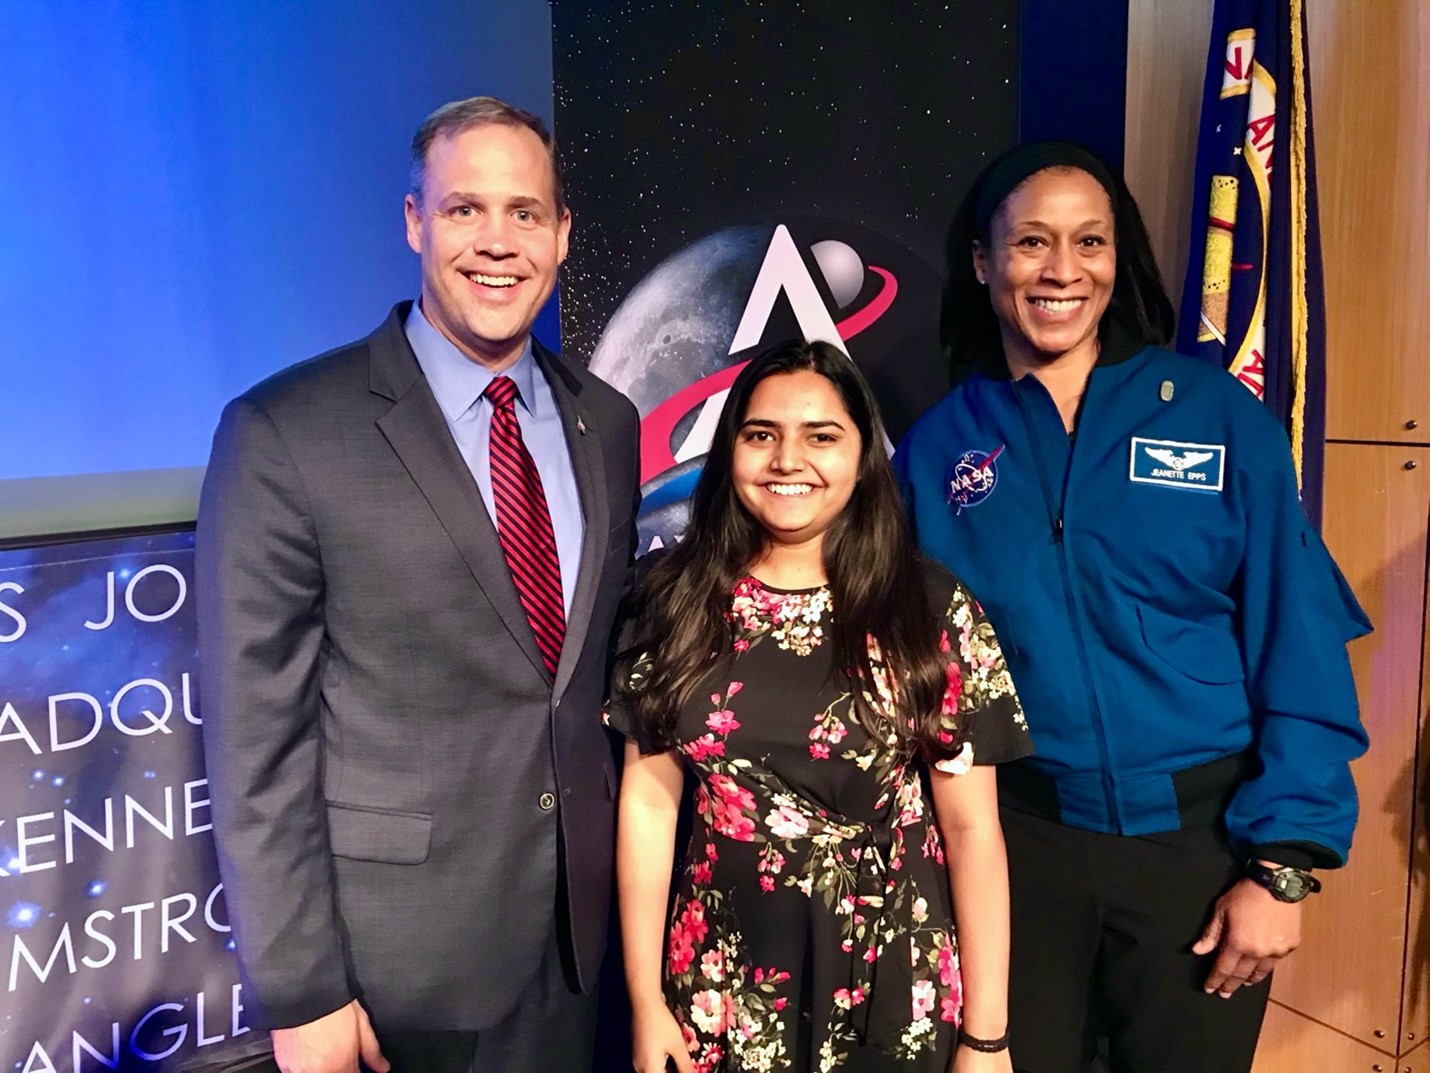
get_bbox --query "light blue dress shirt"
[405,304,584,614]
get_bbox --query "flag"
[1178,0,1327,525]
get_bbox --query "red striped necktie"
[485,375,565,676]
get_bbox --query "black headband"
[972,141,1119,236]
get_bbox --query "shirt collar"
[404,301,541,421]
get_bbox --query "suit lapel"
[370,305,550,683]
[534,340,610,706]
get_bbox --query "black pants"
[1002,808,1269,1073]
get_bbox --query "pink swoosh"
[639,360,750,484]
[834,266,897,340]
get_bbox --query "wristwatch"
[1245,860,1321,903]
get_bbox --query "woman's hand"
[631,998,695,1073]
[952,1042,1013,1073]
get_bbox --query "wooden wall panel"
[1252,1001,1394,1072]
[1125,1,1430,1068]
[1252,1007,1395,1073]
[1268,444,1430,1049]
[1123,0,1214,306]
[1308,0,1430,444]
[1405,548,1430,1048]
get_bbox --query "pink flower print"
[912,979,936,1020]
[700,949,725,982]
[943,661,962,714]
[938,943,958,987]
[765,805,809,839]
[938,629,952,654]
[826,720,847,744]
[940,994,961,1024]
[668,922,696,976]
[733,638,749,653]
[759,875,775,892]
[684,734,726,762]
[726,681,743,697]
[809,742,831,760]
[665,903,707,973]
[689,989,734,1035]
[707,774,757,841]
[833,988,854,1010]
[757,844,786,877]
[774,996,788,1011]
[681,899,709,945]
[707,708,740,735]
[690,861,713,887]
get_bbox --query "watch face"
[1273,870,1311,900]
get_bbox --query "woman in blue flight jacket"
[895,142,1370,1073]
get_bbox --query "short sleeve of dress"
[926,567,1032,774]
[602,594,664,755]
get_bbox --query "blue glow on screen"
[0,1,555,483]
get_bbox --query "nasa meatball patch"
[946,445,1004,512]
[1128,437,1226,492]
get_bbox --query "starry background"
[552,0,1020,364]
[0,532,262,1069]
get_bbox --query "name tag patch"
[1128,437,1226,492]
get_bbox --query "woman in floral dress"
[607,339,1032,1073]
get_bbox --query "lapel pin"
[576,416,587,435]
[1159,380,1175,403]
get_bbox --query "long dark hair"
[941,141,1175,382]
[626,339,951,758]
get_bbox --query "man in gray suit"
[197,97,639,1073]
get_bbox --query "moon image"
[810,240,865,309]
[590,225,769,413]
[590,226,771,552]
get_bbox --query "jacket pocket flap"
[1136,605,1245,685]
[326,802,432,865]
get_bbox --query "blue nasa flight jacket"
[896,345,1370,867]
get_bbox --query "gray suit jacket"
[196,303,639,1031]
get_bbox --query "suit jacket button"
[539,792,556,811]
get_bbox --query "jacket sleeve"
[1223,415,1372,868]
[196,396,355,1028]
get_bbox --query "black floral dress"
[605,563,1031,1072]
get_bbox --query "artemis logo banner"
[553,2,1020,553]
[0,532,259,1072]
[590,218,942,552]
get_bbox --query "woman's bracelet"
[958,1027,1010,1053]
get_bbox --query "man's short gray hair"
[408,96,566,214]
